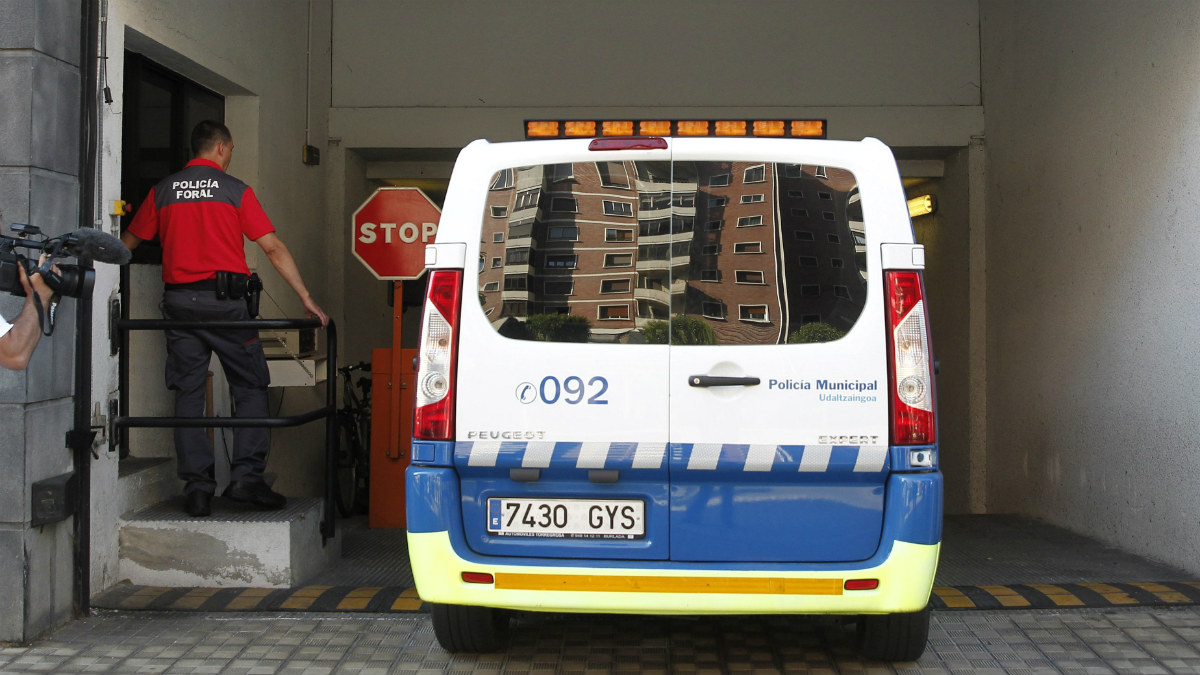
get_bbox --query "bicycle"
[335,361,372,517]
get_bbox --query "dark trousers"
[162,288,271,495]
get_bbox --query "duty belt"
[164,278,218,291]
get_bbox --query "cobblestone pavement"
[2,606,1199,674]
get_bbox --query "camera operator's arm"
[254,232,328,326]
[0,262,52,370]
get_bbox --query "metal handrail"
[114,317,339,542]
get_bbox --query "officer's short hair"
[191,120,233,157]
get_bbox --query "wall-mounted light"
[907,194,937,218]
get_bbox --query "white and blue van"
[407,123,941,661]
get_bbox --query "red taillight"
[413,269,463,440]
[461,572,494,584]
[885,271,936,445]
[844,579,880,591]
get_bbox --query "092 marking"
[530,375,609,405]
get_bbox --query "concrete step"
[116,457,178,516]
[119,497,341,588]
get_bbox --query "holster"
[215,270,250,300]
[245,273,263,317]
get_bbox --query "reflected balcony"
[634,286,671,305]
[635,258,670,272]
[637,230,695,246]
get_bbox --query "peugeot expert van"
[407,124,941,661]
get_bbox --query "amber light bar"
[525,119,827,140]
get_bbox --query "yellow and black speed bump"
[93,581,1200,613]
[931,581,1200,610]
[91,585,428,613]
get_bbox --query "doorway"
[117,52,224,462]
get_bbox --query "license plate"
[487,497,645,539]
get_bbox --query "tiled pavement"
[18,515,1200,673]
[3,607,1200,673]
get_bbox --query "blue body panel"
[408,440,942,570]
[668,443,889,562]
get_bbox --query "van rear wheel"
[857,605,930,661]
[430,603,509,653]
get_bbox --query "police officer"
[122,120,328,517]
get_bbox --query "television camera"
[0,223,130,301]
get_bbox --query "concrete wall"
[909,149,975,515]
[328,0,983,149]
[0,0,83,642]
[981,1,1200,574]
[91,0,334,595]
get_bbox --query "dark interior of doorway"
[116,52,224,460]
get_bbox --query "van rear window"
[479,161,866,344]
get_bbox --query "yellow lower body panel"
[408,531,940,615]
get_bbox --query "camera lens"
[46,265,95,299]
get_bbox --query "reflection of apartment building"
[775,165,867,336]
[689,162,866,344]
[478,162,642,338]
[690,161,782,344]
[479,159,865,344]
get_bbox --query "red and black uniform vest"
[127,158,275,285]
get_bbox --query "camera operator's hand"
[1,257,51,370]
[20,255,53,312]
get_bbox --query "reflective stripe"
[744,444,778,472]
[465,441,501,467]
[576,442,610,469]
[632,442,667,469]
[799,445,832,472]
[496,573,843,595]
[853,445,888,472]
[461,441,890,473]
[521,441,556,468]
[686,443,723,471]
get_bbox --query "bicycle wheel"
[334,422,360,518]
[352,413,371,514]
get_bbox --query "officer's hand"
[302,295,328,327]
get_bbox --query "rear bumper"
[407,467,941,615]
[409,530,938,615]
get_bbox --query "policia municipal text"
[122,121,328,518]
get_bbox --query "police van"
[407,120,941,661]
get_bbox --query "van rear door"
[666,138,895,563]
[451,141,675,560]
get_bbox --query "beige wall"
[93,0,334,593]
[334,1,981,109]
[327,0,984,149]
[981,0,1200,573]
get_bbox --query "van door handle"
[688,375,761,387]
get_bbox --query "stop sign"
[351,187,441,280]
